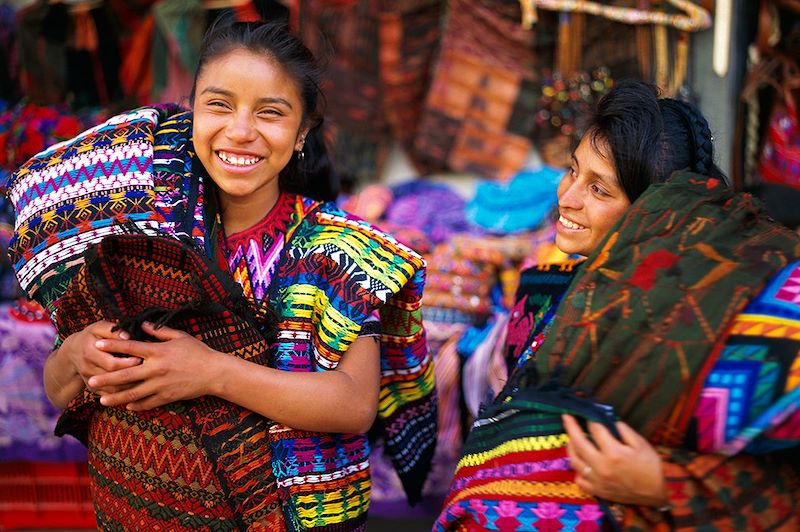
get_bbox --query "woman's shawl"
[1,106,436,530]
[436,173,800,531]
[533,171,799,445]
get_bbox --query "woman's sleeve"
[622,447,799,531]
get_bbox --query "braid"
[666,99,715,175]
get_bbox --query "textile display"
[437,172,800,530]
[758,101,800,190]
[465,166,562,233]
[414,0,545,178]
[2,105,436,530]
[297,0,442,182]
[14,0,123,107]
[0,303,86,462]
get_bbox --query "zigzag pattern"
[14,147,152,213]
[90,409,221,490]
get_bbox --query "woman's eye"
[258,108,283,117]
[590,183,608,196]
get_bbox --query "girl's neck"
[218,189,281,235]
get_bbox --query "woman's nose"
[558,178,583,209]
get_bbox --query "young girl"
[5,21,436,530]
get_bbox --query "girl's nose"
[226,112,257,142]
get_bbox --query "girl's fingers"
[140,321,185,341]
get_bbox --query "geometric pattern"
[773,262,800,304]
[700,259,800,454]
[3,105,188,314]
[266,197,436,524]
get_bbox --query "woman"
[3,21,436,530]
[437,81,799,530]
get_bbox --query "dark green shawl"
[527,170,799,445]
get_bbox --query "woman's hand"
[563,414,668,507]
[87,321,219,411]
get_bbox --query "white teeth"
[217,151,261,166]
[559,215,586,230]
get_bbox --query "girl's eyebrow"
[199,86,294,109]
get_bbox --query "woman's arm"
[88,321,382,434]
[44,321,141,408]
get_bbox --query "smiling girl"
[8,21,436,531]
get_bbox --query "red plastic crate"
[0,461,96,530]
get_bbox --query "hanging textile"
[297,0,443,183]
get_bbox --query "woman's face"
[555,133,631,257]
[192,48,308,216]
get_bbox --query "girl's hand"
[60,320,142,390]
[87,322,218,411]
[563,414,668,507]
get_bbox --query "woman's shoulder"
[285,197,425,289]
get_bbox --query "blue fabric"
[466,166,562,233]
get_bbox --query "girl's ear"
[296,127,310,151]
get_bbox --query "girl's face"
[192,48,308,217]
[555,133,631,257]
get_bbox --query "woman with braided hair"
[436,80,800,530]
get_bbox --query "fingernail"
[88,377,96,387]
[99,396,108,406]
[95,340,107,349]
[142,321,153,328]
[119,330,130,340]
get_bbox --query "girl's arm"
[88,321,381,434]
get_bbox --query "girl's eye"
[590,183,609,196]
[258,108,283,117]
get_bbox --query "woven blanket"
[54,233,283,529]
[535,171,799,445]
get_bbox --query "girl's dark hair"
[191,20,338,202]
[585,80,726,202]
